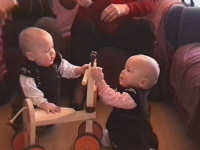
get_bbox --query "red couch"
[153,2,200,144]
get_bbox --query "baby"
[19,27,88,113]
[91,54,160,150]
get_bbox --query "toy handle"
[85,51,97,113]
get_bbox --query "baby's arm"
[59,59,88,79]
[91,67,136,109]
[19,75,60,113]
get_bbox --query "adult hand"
[0,0,18,11]
[0,0,18,24]
[101,4,130,23]
[76,0,93,8]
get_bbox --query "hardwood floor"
[150,101,198,150]
[0,99,199,150]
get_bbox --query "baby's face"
[29,33,56,67]
[119,58,141,88]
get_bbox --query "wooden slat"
[35,109,96,126]
[23,99,36,145]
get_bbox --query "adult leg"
[0,26,9,105]
[70,17,105,109]
[110,19,156,56]
[70,17,105,65]
[97,47,129,88]
[35,17,70,59]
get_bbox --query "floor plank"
[0,100,199,150]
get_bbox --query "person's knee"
[35,17,61,34]
[35,17,56,27]
[72,18,95,35]
[139,19,155,34]
[35,17,67,55]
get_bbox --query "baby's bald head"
[19,27,52,55]
[128,55,160,89]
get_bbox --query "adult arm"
[127,0,158,17]
[12,0,53,17]
[101,0,158,22]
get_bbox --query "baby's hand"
[81,64,89,73]
[91,67,104,83]
[75,64,89,75]
[39,102,61,113]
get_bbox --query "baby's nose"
[120,71,123,77]
[121,70,125,74]
[50,49,55,56]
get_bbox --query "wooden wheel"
[78,120,103,140]
[12,131,39,150]
[74,133,101,150]
[12,131,27,150]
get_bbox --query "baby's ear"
[138,78,148,89]
[25,51,35,61]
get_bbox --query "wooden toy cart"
[11,51,103,150]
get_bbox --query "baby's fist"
[39,102,61,113]
[91,67,104,82]
[81,64,89,74]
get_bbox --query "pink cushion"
[170,43,200,125]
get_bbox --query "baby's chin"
[50,60,54,65]
[48,57,55,66]
[119,81,126,88]
[42,61,54,67]
[119,80,131,88]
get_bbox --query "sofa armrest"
[170,43,200,126]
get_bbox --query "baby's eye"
[45,48,50,53]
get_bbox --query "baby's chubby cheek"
[119,78,125,87]
[50,54,56,63]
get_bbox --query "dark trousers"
[70,17,155,66]
[107,115,158,150]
